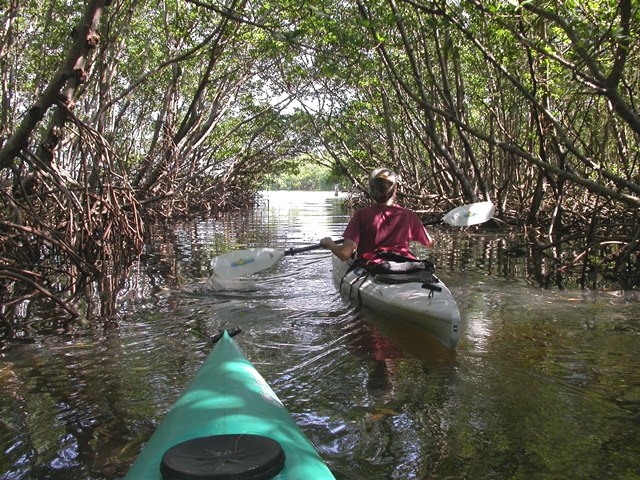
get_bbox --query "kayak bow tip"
[211,327,242,344]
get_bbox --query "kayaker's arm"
[320,237,356,261]
[421,227,434,248]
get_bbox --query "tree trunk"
[0,0,106,171]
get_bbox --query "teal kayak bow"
[124,329,335,479]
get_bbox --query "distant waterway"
[1,191,639,479]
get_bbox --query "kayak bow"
[124,330,335,479]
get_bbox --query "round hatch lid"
[160,434,286,480]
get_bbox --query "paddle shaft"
[284,216,445,256]
[423,219,443,226]
[285,239,345,256]
[284,216,461,256]
[210,202,494,276]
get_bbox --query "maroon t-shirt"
[342,204,431,261]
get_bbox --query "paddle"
[210,201,495,279]
[423,200,495,227]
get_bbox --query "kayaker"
[320,168,433,263]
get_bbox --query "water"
[1,191,639,479]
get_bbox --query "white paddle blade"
[211,248,285,279]
[441,201,495,226]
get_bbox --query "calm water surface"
[1,191,639,479]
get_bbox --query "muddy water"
[1,191,639,479]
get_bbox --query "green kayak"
[124,329,336,480]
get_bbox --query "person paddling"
[320,168,433,264]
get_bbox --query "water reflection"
[1,191,639,479]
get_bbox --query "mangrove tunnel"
[0,0,639,339]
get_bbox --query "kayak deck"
[124,330,335,479]
[332,256,462,349]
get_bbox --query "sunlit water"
[1,191,639,479]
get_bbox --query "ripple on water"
[2,192,640,480]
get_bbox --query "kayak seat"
[373,269,438,285]
[369,258,435,274]
[369,256,436,284]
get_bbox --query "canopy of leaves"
[0,0,639,321]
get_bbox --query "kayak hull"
[332,256,461,349]
[124,331,335,479]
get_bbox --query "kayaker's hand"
[320,237,333,249]
[321,238,357,261]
